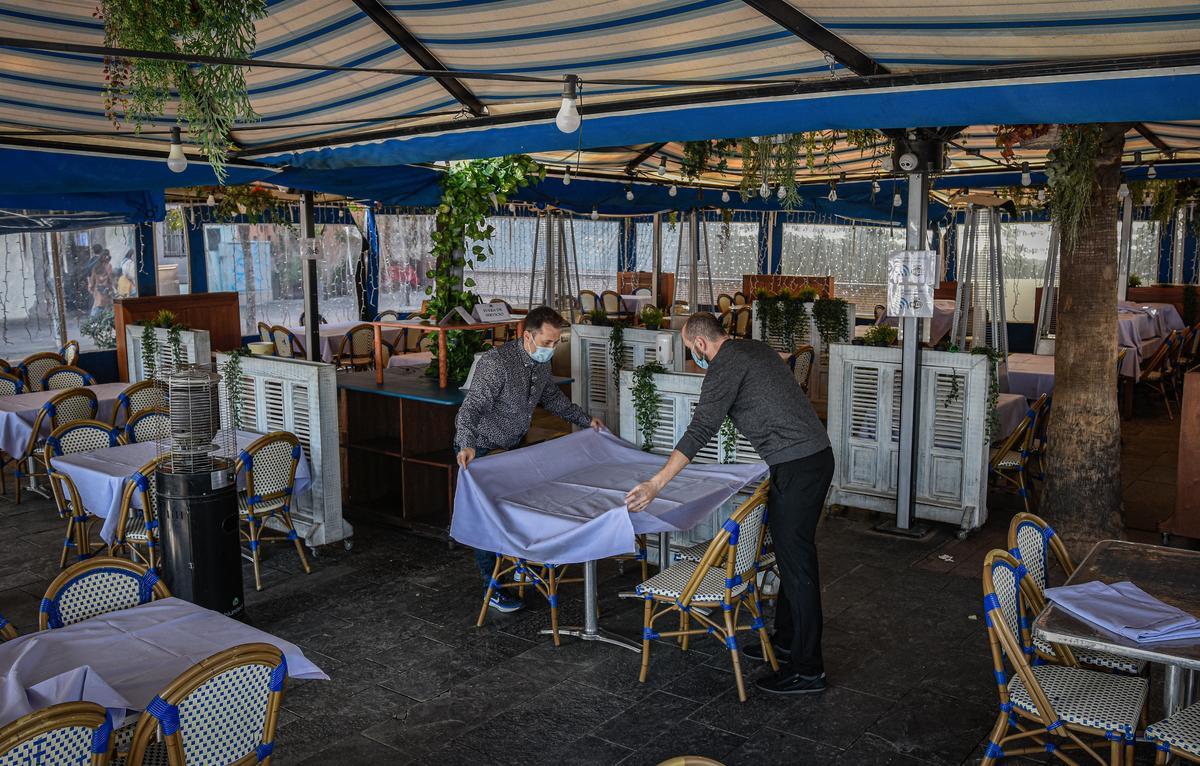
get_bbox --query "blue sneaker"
[488,591,524,613]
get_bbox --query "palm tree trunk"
[1041,125,1127,555]
[239,223,257,334]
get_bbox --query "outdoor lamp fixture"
[758,181,770,199]
[555,75,582,133]
[591,207,599,220]
[166,127,188,173]
[657,157,667,176]
[562,169,572,185]
[827,182,837,202]
[206,192,216,206]
[625,185,634,201]
[1020,163,1031,186]
[871,179,881,194]
[668,184,678,197]
[892,191,902,208]
[721,190,731,203]
[777,185,787,201]
[1148,163,1158,179]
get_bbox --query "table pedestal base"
[539,560,641,653]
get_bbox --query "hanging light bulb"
[657,157,667,177]
[871,179,880,194]
[1148,163,1158,179]
[591,207,599,221]
[1037,188,1047,203]
[562,169,571,185]
[237,202,248,215]
[206,192,216,207]
[625,185,634,201]
[721,189,731,203]
[777,185,787,201]
[893,191,902,208]
[555,75,581,133]
[1020,162,1031,186]
[1144,191,1154,206]
[880,155,894,173]
[827,184,838,202]
[166,126,187,173]
[758,181,770,199]
[1118,183,1130,200]
[668,184,677,197]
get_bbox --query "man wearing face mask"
[624,311,834,695]
[455,305,604,613]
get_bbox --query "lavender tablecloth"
[880,299,956,345]
[1120,301,1186,338]
[995,393,1028,443]
[51,432,312,544]
[1006,353,1055,400]
[619,294,654,317]
[451,429,767,564]
[0,598,326,727]
[1046,580,1200,644]
[0,383,126,456]
[288,322,403,363]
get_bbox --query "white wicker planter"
[750,300,856,407]
[569,324,686,438]
[826,344,990,532]
[125,326,212,382]
[215,353,350,548]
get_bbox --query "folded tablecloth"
[1045,580,1200,643]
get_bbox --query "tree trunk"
[239,223,257,334]
[1041,125,1126,557]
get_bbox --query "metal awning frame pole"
[526,212,541,310]
[299,192,320,363]
[894,171,929,532]
[1117,195,1134,300]
[44,232,68,350]
[651,214,662,308]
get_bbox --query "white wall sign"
[887,250,936,318]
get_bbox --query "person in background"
[87,250,114,316]
[116,251,137,298]
[454,305,605,612]
[624,311,835,695]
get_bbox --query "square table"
[995,392,1029,443]
[0,597,326,728]
[0,382,127,458]
[50,432,313,544]
[1033,539,1200,716]
[1006,353,1055,401]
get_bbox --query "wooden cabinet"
[114,292,241,380]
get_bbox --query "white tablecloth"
[0,383,126,456]
[51,432,313,544]
[0,598,327,728]
[451,429,767,564]
[619,294,653,317]
[287,322,403,363]
[1006,353,1055,401]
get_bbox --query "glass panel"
[154,207,190,295]
[1122,219,1162,285]
[203,222,362,334]
[782,221,904,313]
[376,213,435,312]
[954,221,1053,324]
[635,217,761,306]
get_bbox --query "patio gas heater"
[951,200,1011,390]
[156,364,245,618]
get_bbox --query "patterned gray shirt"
[454,340,591,452]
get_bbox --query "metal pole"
[299,192,320,363]
[651,214,662,308]
[688,211,699,310]
[1118,194,1134,301]
[527,212,540,310]
[1173,207,1186,285]
[545,211,556,309]
[893,172,929,534]
[44,233,68,349]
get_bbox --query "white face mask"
[691,341,709,369]
[525,333,554,363]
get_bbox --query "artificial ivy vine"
[719,416,737,464]
[220,350,245,432]
[210,185,294,227]
[632,361,667,451]
[755,289,811,351]
[426,156,544,384]
[811,297,850,346]
[970,346,1003,441]
[141,324,158,381]
[609,322,628,378]
[1043,125,1104,251]
[98,0,267,180]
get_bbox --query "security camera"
[898,152,920,172]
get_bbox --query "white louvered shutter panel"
[890,369,902,443]
[239,376,258,431]
[291,383,313,458]
[263,379,287,432]
[842,364,884,491]
[584,339,609,418]
[732,429,761,464]
[687,399,721,463]
[921,370,967,503]
[647,396,676,455]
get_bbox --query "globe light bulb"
[206,192,216,206]
[893,192,902,208]
[562,169,571,186]
[721,190,731,203]
[668,184,677,197]
[827,185,838,202]
[1118,183,1130,200]
[871,179,880,194]
[1020,162,1031,186]
[555,75,581,133]
[1148,163,1157,179]
[758,181,769,199]
[625,187,634,201]
[166,126,187,173]
[657,157,667,177]
[591,207,599,221]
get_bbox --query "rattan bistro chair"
[44,420,121,567]
[60,340,80,367]
[980,549,1147,766]
[578,290,600,314]
[0,611,15,641]
[716,294,733,314]
[111,380,167,429]
[13,388,98,506]
[732,291,747,306]
[17,351,65,393]
[1138,330,1179,419]
[110,456,163,570]
[989,394,1048,513]
[123,408,169,445]
[0,702,114,765]
[788,346,815,394]
[40,556,170,630]
[1007,513,1144,675]
[732,306,752,338]
[257,321,273,344]
[236,432,311,591]
[333,324,379,371]
[476,556,582,644]
[124,643,287,766]
[1147,702,1200,764]
[601,290,631,320]
[0,370,21,397]
[269,326,305,359]
[627,481,774,702]
[42,365,97,391]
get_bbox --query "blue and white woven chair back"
[18,353,65,393]
[374,310,401,322]
[126,410,170,444]
[0,702,112,766]
[123,381,167,419]
[270,327,297,359]
[731,502,767,578]
[242,434,300,503]
[49,421,120,457]
[348,325,375,356]
[60,341,80,367]
[125,457,161,539]
[42,366,96,391]
[1012,519,1051,594]
[175,662,276,765]
[790,348,814,391]
[49,390,99,428]
[0,371,21,397]
[987,555,1026,652]
[40,558,165,630]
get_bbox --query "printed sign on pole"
[886,250,936,318]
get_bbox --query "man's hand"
[590,417,605,431]
[456,447,476,469]
[625,478,662,513]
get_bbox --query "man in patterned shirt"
[454,305,604,612]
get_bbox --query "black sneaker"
[741,641,791,663]
[754,670,826,696]
[487,591,524,613]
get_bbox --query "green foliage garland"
[970,346,1003,441]
[756,290,810,351]
[1043,125,1104,251]
[812,297,850,345]
[427,156,544,384]
[211,185,293,227]
[609,323,628,377]
[632,361,668,451]
[220,350,245,432]
[141,324,159,380]
[98,0,267,180]
[719,416,737,464]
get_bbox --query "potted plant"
[640,305,665,330]
[862,325,898,347]
[587,309,610,327]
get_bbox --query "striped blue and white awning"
[1,0,1198,176]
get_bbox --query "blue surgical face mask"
[530,345,554,363]
[693,346,709,369]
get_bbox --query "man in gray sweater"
[625,312,834,695]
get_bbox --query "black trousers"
[767,447,835,677]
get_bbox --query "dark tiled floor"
[0,404,1189,765]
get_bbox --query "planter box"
[215,353,350,548]
[826,344,991,532]
[125,326,212,383]
[750,300,856,408]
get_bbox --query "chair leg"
[282,513,311,574]
[724,608,747,702]
[747,595,779,671]
[980,711,1009,766]
[1109,738,1120,766]
[680,611,690,652]
[246,516,264,591]
[1155,749,1168,765]
[638,599,653,683]
[59,517,74,569]
[547,565,560,647]
[476,556,503,628]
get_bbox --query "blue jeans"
[455,443,497,585]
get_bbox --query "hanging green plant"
[166,325,184,369]
[609,322,628,377]
[1043,125,1104,251]
[97,0,267,180]
[719,416,737,464]
[219,350,245,432]
[812,297,851,345]
[427,156,544,384]
[632,361,668,451]
[587,308,609,327]
[140,323,158,381]
[970,346,1003,440]
[780,294,809,351]
[640,305,665,330]
[211,185,293,227]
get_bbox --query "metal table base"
[540,560,640,652]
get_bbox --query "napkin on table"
[1045,580,1200,644]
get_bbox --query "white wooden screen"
[570,325,686,437]
[125,326,212,383]
[749,301,855,407]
